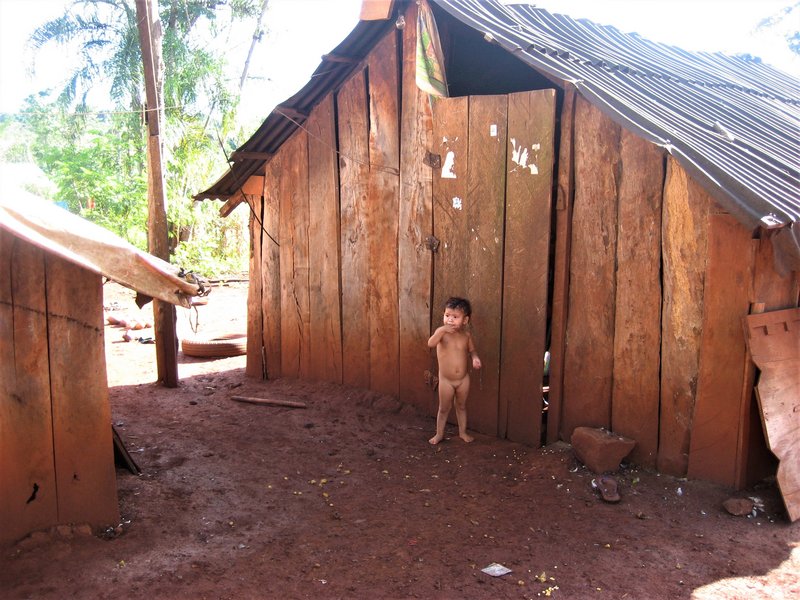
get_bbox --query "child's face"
[443,307,469,330]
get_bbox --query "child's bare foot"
[429,434,444,445]
[459,432,474,443]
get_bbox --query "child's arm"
[468,334,482,369]
[427,325,452,348]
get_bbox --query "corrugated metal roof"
[196,0,800,264]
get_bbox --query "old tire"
[181,334,246,358]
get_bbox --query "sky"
[0,0,797,124]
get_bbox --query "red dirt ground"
[1,281,799,599]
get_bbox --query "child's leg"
[453,376,473,442]
[429,378,455,445]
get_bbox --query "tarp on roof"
[0,184,201,308]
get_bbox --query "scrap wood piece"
[743,307,800,522]
[230,395,307,409]
[112,426,141,475]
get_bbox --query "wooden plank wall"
[688,213,755,484]
[658,158,711,476]
[306,95,343,383]
[262,153,282,379]
[338,69,372,389]
[398,0,435,413]
[0,234,58,543]
[279,131,311,378]
[500,89,556,445]
[1,235,118,543]
[45,255,118,525]
[365,32,401,396]
[246,193,264,378]
[561,97,621,437]
[611,129,663,467]
[462,95,507,437]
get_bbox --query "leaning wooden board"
[743,307,800,522]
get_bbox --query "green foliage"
[13,0,262,276]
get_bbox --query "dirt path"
[1,282,798,599]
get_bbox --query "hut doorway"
[429,89,557,446]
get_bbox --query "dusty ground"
[1,281,799,599]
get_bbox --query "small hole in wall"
[26,483,39,504]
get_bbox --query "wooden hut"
[196,1,799,510]
[0,190,201,545]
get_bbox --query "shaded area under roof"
[196,0,800,267]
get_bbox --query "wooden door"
[430,89,556,445]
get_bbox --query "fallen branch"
[230,395,307,409]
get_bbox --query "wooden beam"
[322,53,360,64]
[219,191,245,218]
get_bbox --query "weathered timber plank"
[262,154,282,379]
[561,97,620,438]
[547,86,576,444]
[744,307,800,521]
[431,95,469,427]
[463,94,507,438]
[306,94,343,383]
[658,158,711,476]
[432,96,469,315]
[0,236,58,544]
[366,30,400,396]
[338,68,371,388]
[611,128,664,467]
[500,89,556,446]
[687,214,754,485]
[398,0,435,413]
[754,235,798,311]
[246,192,265,378]
[46,255,119,526]
[279,130,311,378]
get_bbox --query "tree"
[23,0,262,274]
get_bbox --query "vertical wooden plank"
[262,156,282,379]
[0,235,58,544]
[658,158,711,476]
[432,96,469,320]
[46,255,119,526]
[687,214,755,485]
[561,97,620,438]
[279,130,311,378]
[463,95,507,438]
[366,31,400,396]
[338,68,371,389]
[398,0,434,412]
[246,192,265,378]
[547,86,576,444]
[500,89,556,446]
[307,94,343,383]
[753,235,798,311]
[611,129,664,467]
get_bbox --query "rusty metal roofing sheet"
[196,0,800,265]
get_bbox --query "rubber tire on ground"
[181,334,247,358]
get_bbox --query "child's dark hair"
[445,296,472,317]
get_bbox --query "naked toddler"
[428,297,482,444]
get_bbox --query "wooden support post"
[136,0,178,387]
